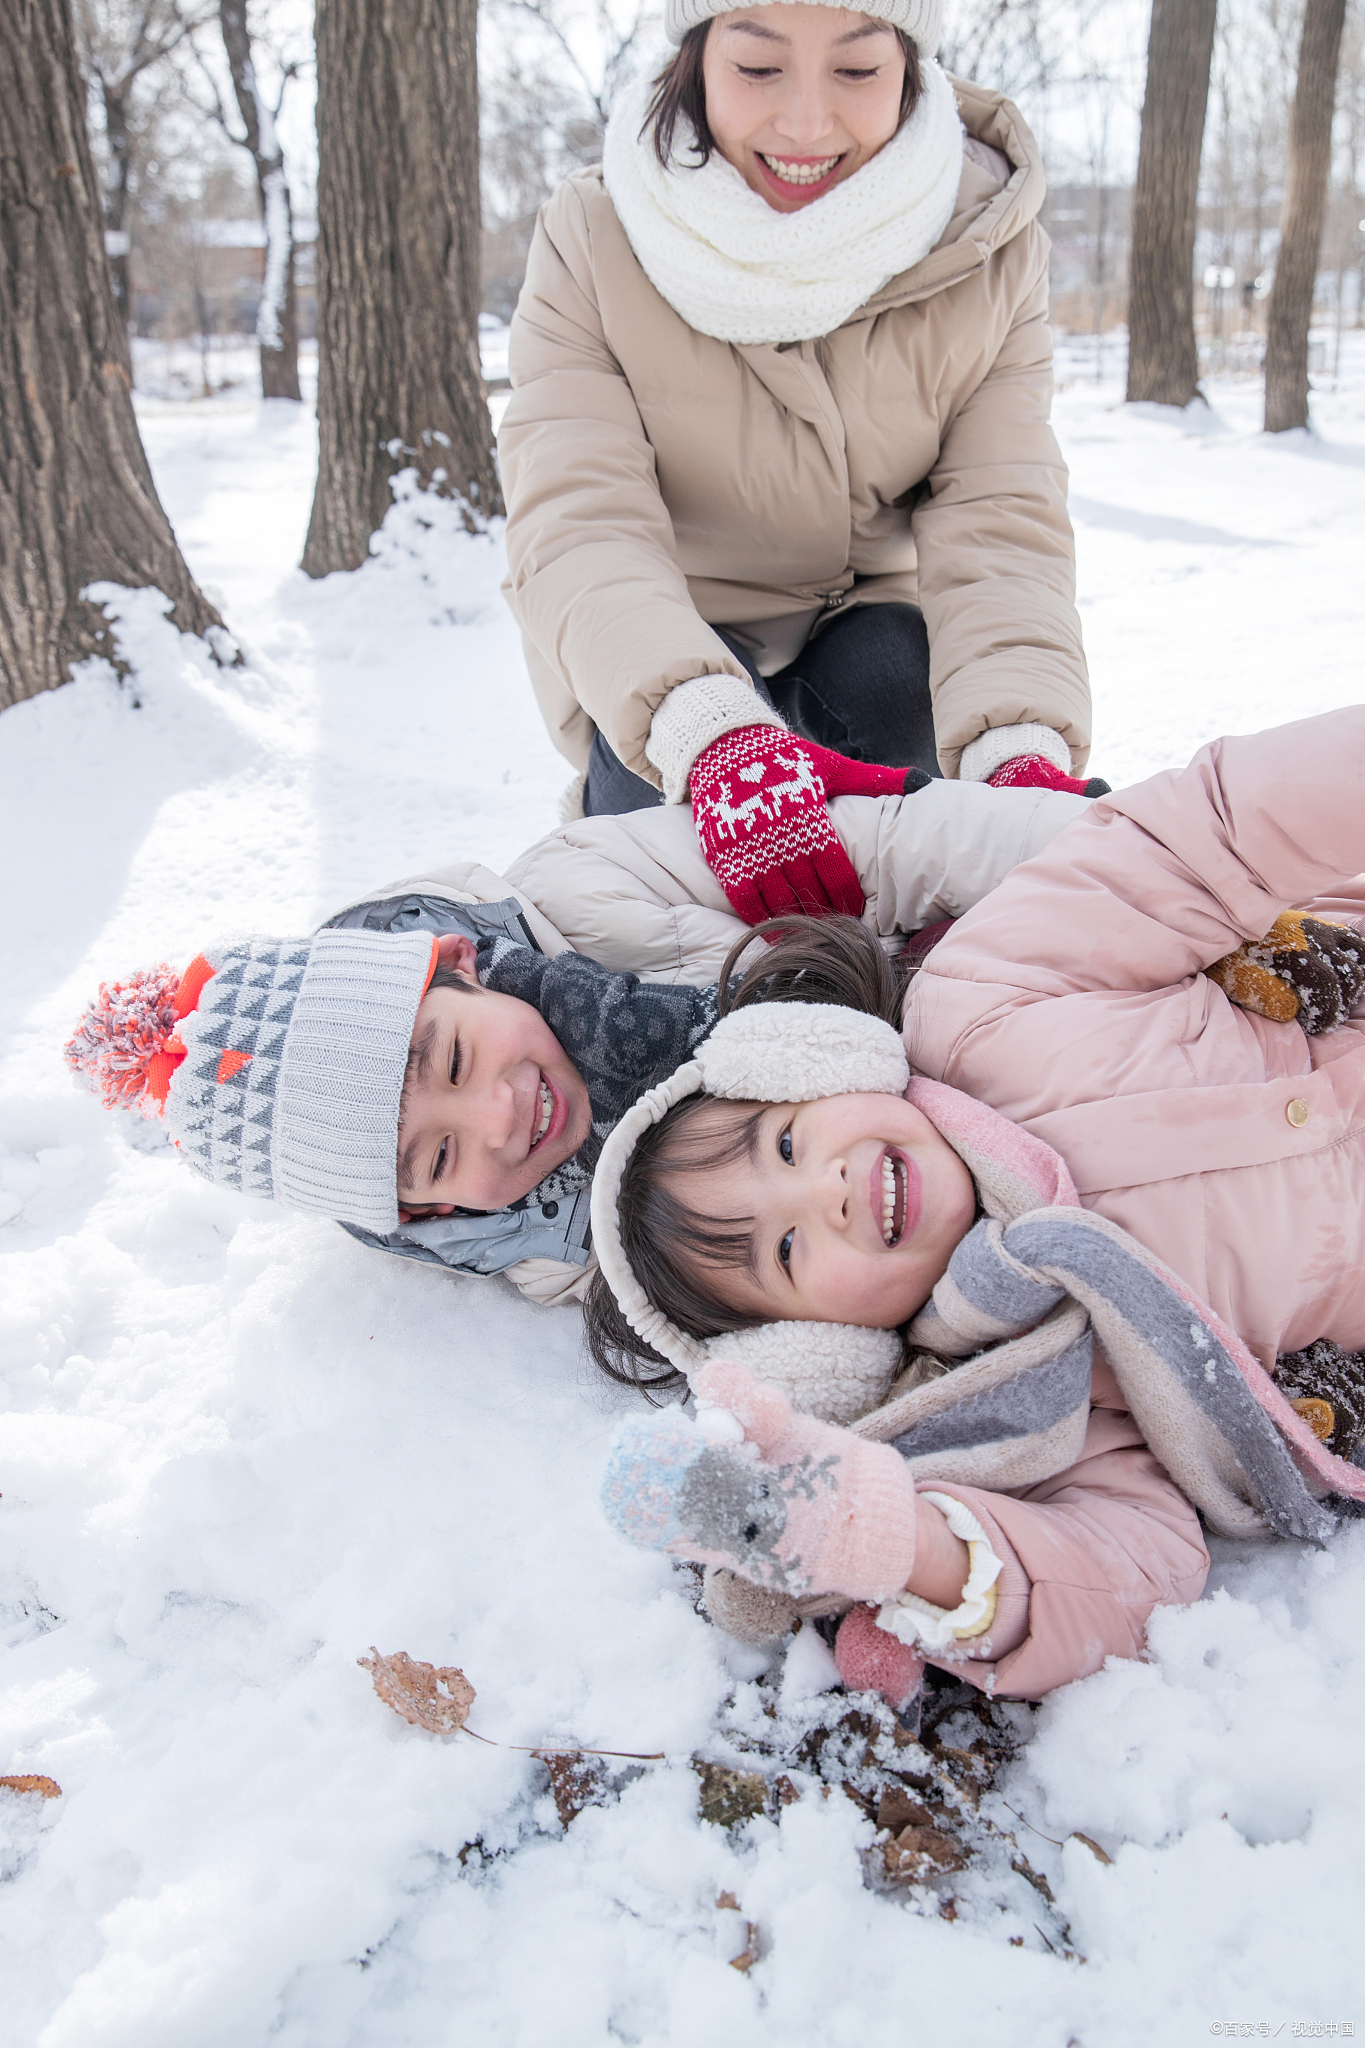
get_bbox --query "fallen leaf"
[772,1774,800,1807]
[716,1891,740,1911]
[358,1648,475,1734]
[0,1775,61,1800]
[1070,1832,1113,1866]
[729,1926,759,1974]
[694,1761,767,1829]
[536,1751,605,1828]
[876,1786,935,1835]
[1012,1853,1056,1903]
[882,1824,968,1883]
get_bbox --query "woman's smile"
[754,150,849,202]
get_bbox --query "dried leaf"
[772,1774,800,1808]
[1070,1831,1113,1866]
[1012,1853,1056,1903]
[876,1786,935,1835]
[358,1648,475,1734]
[694,1760,767,1829]
[537,1751,605,1829]
[716,1891,740,1911]
[730,1926,759,1974]
[882,1824,968,1883]
[0,1775,61,1800]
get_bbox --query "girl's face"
[670,1092,976,1327]
[700,4,907,212]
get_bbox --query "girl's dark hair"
[582,914,912,1398]
[645,20,923,171]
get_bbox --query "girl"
[587,710,1365,1708]
[500,0,1105,930]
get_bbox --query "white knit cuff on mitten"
[874,1492,1003,1652]
[958,722,1072,784]
[645,674,786,804]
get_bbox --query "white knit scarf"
[601,56,964,346]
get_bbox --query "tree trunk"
[100,77,132,326]
[218,0,301,402]
[1265,0,1349,432]
[1125,0,1218,406]
[0,0,222,711]
[302,0,502,578]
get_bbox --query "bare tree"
[480,0,656,315]
[0,0,222,709]
[191,0,302,399]
[1265,0,1349,428]
[938,0,1056,101]
[1125,0,1219,406]
[74,0,207,324]
[302,0,501,578]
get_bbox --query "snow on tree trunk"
[1125,0,1218,408]
[301,0,502,578]
[1265,0,1350,434]
[0,0,222,710]
[218,0,301,403]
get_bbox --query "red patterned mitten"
[689,728,925,924]
[987,754,1111,798]
[689,726,861,922]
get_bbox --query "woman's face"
[700,3,907,212]
[669,1092,977,1327]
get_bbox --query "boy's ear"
[435,932,478,977]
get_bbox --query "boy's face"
[396,935,592,1217]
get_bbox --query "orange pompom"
[64,963,184,1119]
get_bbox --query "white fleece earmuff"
[590,1002,911,1425]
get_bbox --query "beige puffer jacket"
[330,780,1086,1305]
[499,79,1089,787]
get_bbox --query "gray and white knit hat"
[65,928,438,1235]
[589,1000,910,1425]
[665,0,943,49]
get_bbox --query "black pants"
[582,602,938,818]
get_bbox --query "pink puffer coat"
[900,709,1365,1698]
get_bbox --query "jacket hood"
[857,77,1045,316]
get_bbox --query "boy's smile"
[396,934,592,1216]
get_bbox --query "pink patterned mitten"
[601,1360,919,1603]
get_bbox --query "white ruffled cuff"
[958,722,1072,784]
[645,674,786,804]
[875,1491,1003,1653]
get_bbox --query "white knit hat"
[665,0,944,49]
[589,1001,910,1424]
[65,929,438,1235]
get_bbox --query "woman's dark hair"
[582,914,912,1397]
[645,20,923,171]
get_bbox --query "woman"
[499,0,1102,925]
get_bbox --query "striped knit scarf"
[846,1078,1365,1541]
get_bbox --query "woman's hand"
[688,725,929,925]
[987,754,1111,798]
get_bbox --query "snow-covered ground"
[3,338,1365,2047]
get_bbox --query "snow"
[3,340,1365,2044]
